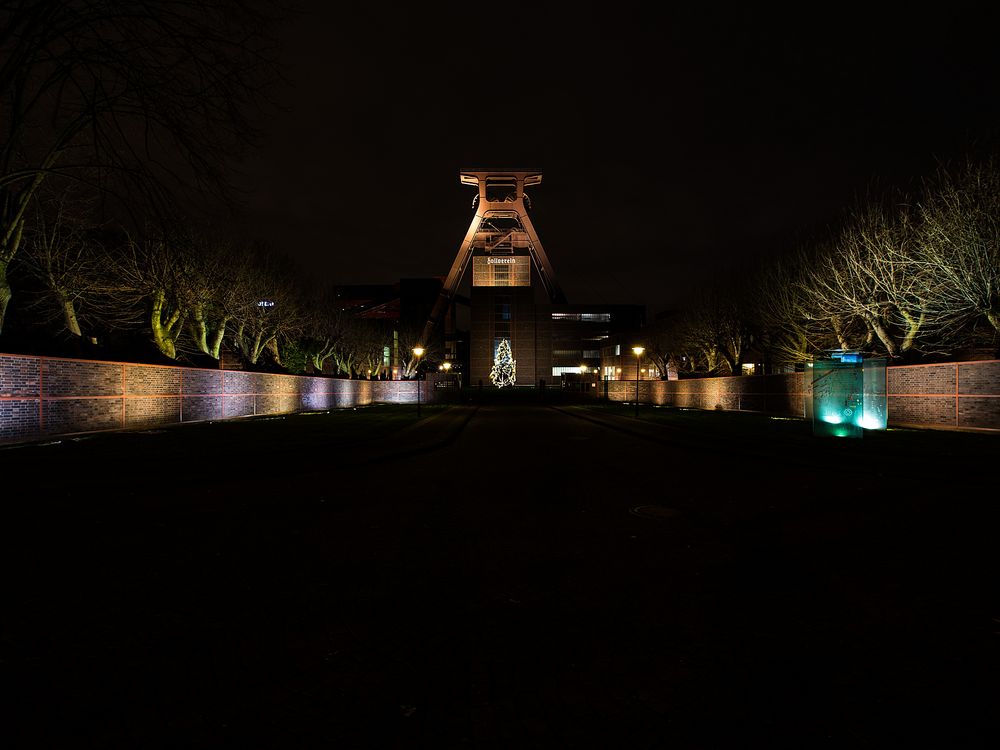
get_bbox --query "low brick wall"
[0,353,439,445]
[604,373,808,418]
[4,353,997,443]
[888,360,1000,430]
[600,359,1000,432]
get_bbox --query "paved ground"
[2,403,997,748]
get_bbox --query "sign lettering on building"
[472,255,530,287]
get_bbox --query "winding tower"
[422,169,565,385]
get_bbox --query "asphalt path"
[3,404,996,748]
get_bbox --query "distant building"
[334,278,467,378]
[600,335,664,381]
[470,291,644,385]
[352,169,652,386]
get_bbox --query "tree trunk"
[267,336,281,365]
[831,316,851,351]
[719,347,738,376]
[986,309,1000,334]
[61,296,82,337]
[900,310,925,352]
[0,173,46,335]
[248,330,263,364]
[233,322,246,359]
[865,314,899,357]
[0,259,11,335]
[189,314,209,355]
[151,288,181,359]
[207,317,228,359]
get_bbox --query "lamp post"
[632,346,644,418]
[442,360,453,398]
[413,346,424,418]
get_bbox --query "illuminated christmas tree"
[490,338,516,388]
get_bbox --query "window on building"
[494,293,511,357]
[551,312,612,322]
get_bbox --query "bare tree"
[17,189,107,340]
[182,235,242,360]
[105,233,189,359]
[396,324,439,378]
[99,229,239,360]
[914,158,1000,342]
[229,249,305,366]
[297,286,348,373]
[754,248,843,365]
[667,313,725,375]
[326,316,399,379]
[643,315,676,379]
[331,328,358,378]
[0,0,280,333]
[796,202,931,358]
[676,285,755,375]
[353,320,391,380]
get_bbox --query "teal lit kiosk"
[805,351,888,437]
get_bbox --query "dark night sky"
[233,3,1000,316]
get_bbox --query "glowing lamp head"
[413,347,425,358]
[632,346,645,356]
[442,361,451,371]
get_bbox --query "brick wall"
[888,361,1000,430]
[0,353,440,445]
[4,353,996,443]
[604,374,808,417]
[599,360,1000,432]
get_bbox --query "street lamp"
[442,361,453,396]
[632,346,645,417]
[443,360,459,389]
[413,346,425,418]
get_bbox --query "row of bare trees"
[0,1,434,377]
[0,0,282,335]
[647,158,1000,375]
[10,192,419,376]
